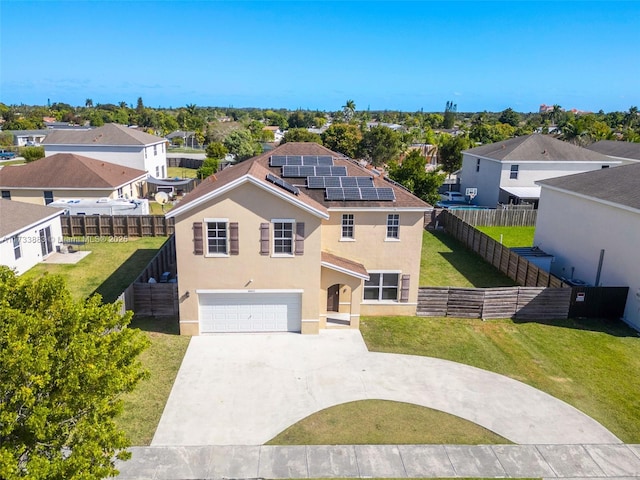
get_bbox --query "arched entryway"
[326,283,352,326]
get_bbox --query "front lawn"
[476,226,535,247]
[22,236,168,301]
[420,230,516,287]
[268,400,510,445]
[115,316,190,445]
[361,316,640,443]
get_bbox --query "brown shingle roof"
[43,123,165,146]
[0,199,64,239]
[0,153,147,189]
[464,134,613,162]
[168,142,430,216]
[321,251,369,279]
[537,162,640,211]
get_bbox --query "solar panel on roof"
[356,177,374,187]
[265,173,299,195]
[340,177,358,187]
[270,156,287,167]
[343,187,361,200]
[283,165,346,177]
[325,188,345,201]
[324,187,396,201]
[376,188,396,201]
[307,176,325,188]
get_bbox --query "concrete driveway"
[151,330,620,446]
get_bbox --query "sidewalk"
[115,444,640,479]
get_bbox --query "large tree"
[388,149,445,205]
[0,267,149,479]
[342,99,356,122]
[443,100,457,129]
[223,130,262,161]
[321,123,362,158]
[438,134,471,175]
[280,128,322,145]
[498,108,521,127]
[358,125,403,166]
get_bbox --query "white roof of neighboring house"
[500,186,542,199]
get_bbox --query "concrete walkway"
[152,330,619,446]
[115,444,640,479]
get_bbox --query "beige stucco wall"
[322,209,424,316]
[5,189,118,205]
[319,267,362,328]
[173,181,324,335]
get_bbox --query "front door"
[327,284,340,312]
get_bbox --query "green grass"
[167,166,198,179]
[116,316,190,445]
[148,201,174,215]
[0,158,26,166]
[267,400,510,445]
[361,316,640,443]
[420,230,516,287]
[22,236,168,301]
[476,226,536,247]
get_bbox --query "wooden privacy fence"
[60,215,175,237]
[442,211,565,288]
[116,235,179,317]
[417,287,572,320]
[427,208,537,229]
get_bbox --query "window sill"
[272,254,295,258]
[340,238,356,242]
[361,300,399,304]
[205,253,230,258]
[384,238,401,242]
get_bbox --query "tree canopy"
[280,128,322,145]
[223,130,262,161]
[358,125,403,166]
[0,267,149,479]
[320,123,362,158]
[388,149,445,205]
[438,134,471,175]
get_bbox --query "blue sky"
[1,1,639,113]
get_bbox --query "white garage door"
[198,292,302,333]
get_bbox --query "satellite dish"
[154,192,169,205]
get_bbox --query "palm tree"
[186,103,198,116]
[85,98,93,108]
[550,104,562,125]
[342,99,356,122]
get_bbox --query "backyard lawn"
[420,230,516,287]
[167,166,198,179]
[476,226,536,247]
[22,236,168,302]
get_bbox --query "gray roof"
[464,134,613,162]
[0,199,64,239]
[43,123,165,146]
[537,162,640,211]
[4,129,49,136]
[585,140,640,161]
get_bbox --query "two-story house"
[459,134,619,207]
[43,123,168,178]
[167,142,431,335]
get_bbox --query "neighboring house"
[5,130,49,147]
[43,123,168,177]
[585,140,640,164]
[534,163,640,331]
[0,153,147,205]
[366,121,405,132]
[166,130,200,148]
[263,126,284,143]
[459,134,620,207]
[166,142,431,335]
[0,199,64,275]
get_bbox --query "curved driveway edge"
[151,330,620,446]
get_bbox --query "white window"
[273,220,294,255]
[510,164,519,179]
[364,272,399,301]
[341,214,354,239]
[154,144,158,156]
[206,220,228,255]
[155,166,160,177]
[13,236,21,260]
[386,214,399,239]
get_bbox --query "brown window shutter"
[400,274,410,303]
[193,222,203,255]
[295,222,305,255]
[229,222,239,255]
[260,223,269,255]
